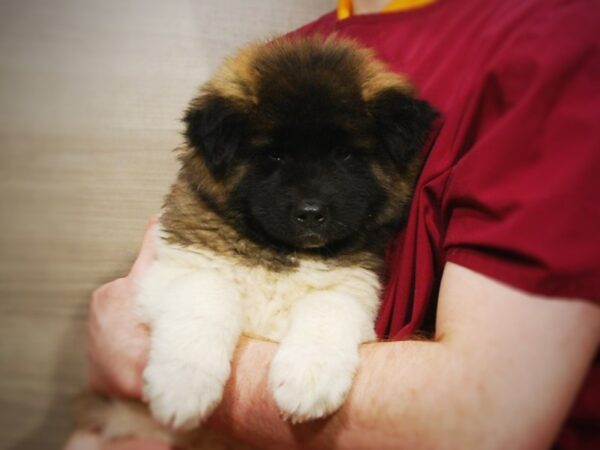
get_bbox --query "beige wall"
[0,1,335,448]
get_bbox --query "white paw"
[143,355,229,430]
[268,342,359,423]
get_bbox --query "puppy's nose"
[294,199,328,228]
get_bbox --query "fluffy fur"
[79,35,437,447]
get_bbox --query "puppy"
[79,35,437,447]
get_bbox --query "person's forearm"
[209,322,594,450]
[209,337,474,450]
[88,225,598,449]
[206,262,600,450]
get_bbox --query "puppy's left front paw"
[268,343,359,423]
[143,354,228,430]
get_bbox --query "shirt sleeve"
[443,4,600,300]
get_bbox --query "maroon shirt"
[293,0,600,448]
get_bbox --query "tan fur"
[371,156,422,225]
[162,35,418,274]
[357,47,414,99]
[161,175,298,272]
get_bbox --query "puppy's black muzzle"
[294,199,328,229]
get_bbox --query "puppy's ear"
[368,88,438,167]
[183,94,248,178]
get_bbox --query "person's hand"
[64,431,171,450]
[87,217,157,398]
[64,220,170,450]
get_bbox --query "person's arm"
[65,218,170,450]
[208,262,600,450]
[86,217,156,400]
[80,223,599,449]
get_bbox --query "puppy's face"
[183,38,437,252]
[235,120,382,250]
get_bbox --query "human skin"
[208,268,599,450]
[64,219,158,450]
[86,218,156,400]
[64,430,168,450]
[67,218,600,450]
[352,0,393,15]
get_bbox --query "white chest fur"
[136,227,382,428]
[139,229,382,342]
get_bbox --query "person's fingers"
[63,430,102,450]
[128,216,159,281]
[64,431,173,450]
[102,438,174,450]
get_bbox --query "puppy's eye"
[261,148,284,162]
[268,151,283,162]
[334,147,354,162]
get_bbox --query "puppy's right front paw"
[143,356,228,430]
